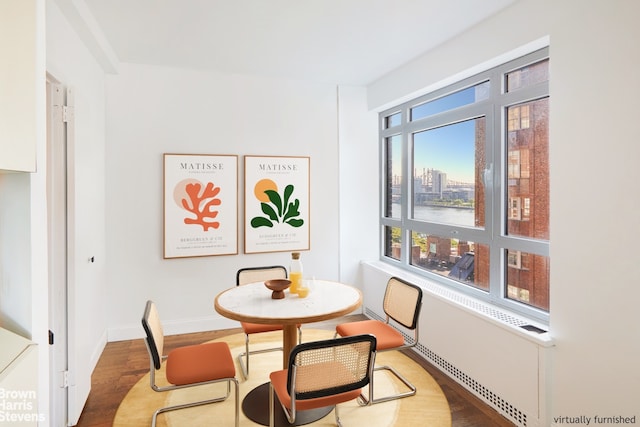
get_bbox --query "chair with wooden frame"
[142,300,239,427]
[269,334,377,427]
[334,276,423,405]
[236,265,302,378]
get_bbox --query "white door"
[47,78,69,427]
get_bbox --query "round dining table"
[215,279,362,368]
[214,279,362,426]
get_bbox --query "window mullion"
[379,46,550,320]
[500,82,549,108]
[495,235,549,256]
[400,117,411,265]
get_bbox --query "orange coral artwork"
[164,153,238,259]
[173,179,222,231]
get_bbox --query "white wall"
[0,172,33,335]
[548,1,640,421]
[337,85,379,285]
[104,64,348,340]
[367,0,640,423]
[368,1,550,109]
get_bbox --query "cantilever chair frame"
[335,276,423,405]
[269,334,377,427]
[236,265,302,379]
[142,300,239,427]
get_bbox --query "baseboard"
[90,329,108,371]
[107,315,239,342]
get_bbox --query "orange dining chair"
[269,334,377,427]
[236,265,302,378]
[335,276,423,404]
[142,300,239,427]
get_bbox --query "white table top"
[214,279,362,325]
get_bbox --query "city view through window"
[382,50,550,315]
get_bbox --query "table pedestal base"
[242,382,334,426]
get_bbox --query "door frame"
[46,73,77,427]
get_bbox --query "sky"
[391,83,485,185]
[413,119,477,184]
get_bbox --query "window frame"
[379,47,550,323]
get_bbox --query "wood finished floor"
[74,315,515,427]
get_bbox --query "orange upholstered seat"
[270,369,363,411]
[166,341,236,386]
[268,335,376,427]
[240,322,283,335]
[142,300,239,427]
[336,319,405,350]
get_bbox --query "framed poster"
[244,155,310,254]
[163,153,238,258]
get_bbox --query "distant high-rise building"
[433,170,447,196]
[474,98,549,310]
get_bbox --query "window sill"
[361,260,554,348]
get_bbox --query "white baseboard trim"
[90,329,108,371]
[107,315,239,342]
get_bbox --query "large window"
[380,48,550,321]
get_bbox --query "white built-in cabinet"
[0,328,39,426]
[0,0,42,172]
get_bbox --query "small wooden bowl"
[264,279,291,299]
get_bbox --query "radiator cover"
[361,261,553,427]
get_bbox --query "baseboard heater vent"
[364,307,528,427]
[416,342,528,427]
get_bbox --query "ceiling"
[82,0,517,85]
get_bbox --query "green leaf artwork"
[251,183,305,229]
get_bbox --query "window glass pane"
[505,250,550,311]
[384,226,402,260]
[412,118,485,228]
[411,81,489,121]
[384,112,402,129]
[506,59,549,92]
[411,232,489,290]
[385,135,402,219]
[506,98,549,240]
[379,48,550,316]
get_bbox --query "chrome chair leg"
[238,328,301,379]
[151,377,239,427]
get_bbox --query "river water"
[392,203,475,227]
